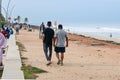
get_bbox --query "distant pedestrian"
[39,22,45,39]
[43,21,54,65]
[6,27,11,39]
[15,23,20,35]
[54,24,68,66]
[9,28,14,35]
[1,28,7,38]
[53,21,57,32]
[0,33,7,67]
[110,33,112,38]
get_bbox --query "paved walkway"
[1,33,24,79]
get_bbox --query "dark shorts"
[55,47,65,53]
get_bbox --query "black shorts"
[55,47,65,53]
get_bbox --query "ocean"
[63,24,120,39]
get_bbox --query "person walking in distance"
[43,21,54,65]
[54,24,68,66]
[39,22,45,39]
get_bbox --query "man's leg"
[60,47,65,66]
[60,53,64,65]
[56,53,59,60]
[48,45,52,61]
[56,53,60,65]
[43,43,49,60]
[55,47,60,64]
[46,45,52,65]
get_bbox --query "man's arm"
[66,36,68,47]
[42,34,45,43]
[53,30,56,47]
[53,37,56,47]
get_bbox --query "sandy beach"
[16,29,120,80]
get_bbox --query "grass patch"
[16,41,47,79]
[16,41,27,52]
[16,41,27,65]
[21,57,28,60]
[0,70,3,78]
[21,57,28,65]
[21,65,47,79]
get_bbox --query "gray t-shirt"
[55,29,67,47]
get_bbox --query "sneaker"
[46,61,52,66]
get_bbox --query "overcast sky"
[2,0,120,25]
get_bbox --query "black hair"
[47,21,51,27]
[58,24,63,29]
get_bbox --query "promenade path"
[16,30,120,80]
[1,33,24,79]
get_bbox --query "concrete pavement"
[1,33,24,79]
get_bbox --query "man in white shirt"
[54,24,68,66]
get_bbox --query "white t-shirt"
[55,29,67,47]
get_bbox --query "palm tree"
[23,17,28,30]
[24,17,28,24]
[17,16,21,23]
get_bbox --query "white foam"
[64,25,120,39]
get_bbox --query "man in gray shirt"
[54,24,68,66]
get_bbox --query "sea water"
[63,24,120,39]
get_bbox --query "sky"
[2,0,120,25]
